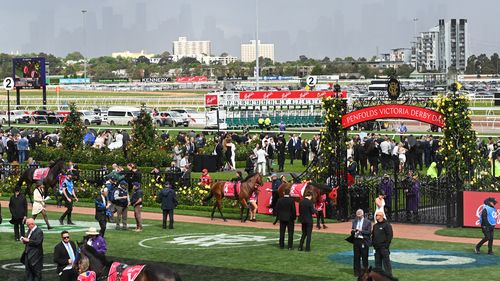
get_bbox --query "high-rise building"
[240,40,275,63]
[411,19,468,73]
[173,36,211,58]
[438,19,468,72]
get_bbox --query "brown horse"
[358,267,399,281]
[204,173,263,222]
[277,181,332,204]
[75,243,181,281]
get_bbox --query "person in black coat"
[95,188,111,237]
[53,230,78,281]
[372,211,394,276]
[21,218,44,281]
[298,192,317,252]
[275,188,296,250]
[276,138,286,172]
[9,187,27,241]
[351,209,372,277]
[287,135,296,164]
[159,183,178,229]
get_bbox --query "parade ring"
[328,249,500,269]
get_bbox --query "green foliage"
[431,93,491,190]
[131,107,156,149]
[310,97,347,182]
[60,103,84,151]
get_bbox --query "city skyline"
[1,0,499,61]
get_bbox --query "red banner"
[463,191,500,228]
[176,76,208,82]
[257,183,273,215]
[205,94,218,106]
[239,90,347,100]
[341,105,444,128]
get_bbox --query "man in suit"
[9,187,27,241]
[95,187,111,237]
[159,182,178,229]
[275,188,296,250]
[372,211,394,276]
[53,230,78,281]
[287,134,296,164]
[351,209,372,277]
[298,191,317,252]
[21,218,44,281]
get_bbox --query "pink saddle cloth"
[108,262,145,281]
[223,182,241,197]
[290,183,308,199]
[33,168,50,180]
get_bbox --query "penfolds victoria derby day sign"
[239,90,347,100]
[205,94,218,106]
[341,105,445,128]
[463,191,500,228]
[176,76,208,82]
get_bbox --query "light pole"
[255,0,260,90]
[82,9,88,87]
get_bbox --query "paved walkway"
[3,200,498,246]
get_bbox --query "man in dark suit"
[298,191,317,252]
[287,134,296,164]
[53,230,78,281]
[351,209,372,277]
[159,182,178,229]
[21,218,44,281]
[95,187,111,237]
[275,188,296,250]
[372,211,393,276]
[9,187,27,241]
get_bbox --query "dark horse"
[203,173,263,222]
[16,159,66,203]
[75,243,182,281]
[358,267,399,281]
[277,181,332,204]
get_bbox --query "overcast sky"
[1,0,499,61]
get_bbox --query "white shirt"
[256,148,267,163]
[355,218,364,238]
[391,145,399,156]
[380,141,390,155]
[179,158,189,172]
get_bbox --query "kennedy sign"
[463,191,500,228]
[239,90,347,100]
[341,105,444,128]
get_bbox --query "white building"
[390,48,411,64]
[438,19,468,72]
[411,19,468,73]
[240,40,275,63]
[111,50,154,59]
[173,36,211,58]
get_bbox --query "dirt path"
[2,200,497,246]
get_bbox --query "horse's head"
[357,266,371,281]
[50,159,67,174]
[75,243,109,277]
[254,173,264,187]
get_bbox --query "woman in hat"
[83,227,107,255]
[32,181,53,229]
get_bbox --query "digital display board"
[13,57,46,89]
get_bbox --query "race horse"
[15,159,67,204]
[357,267,399,281]
[75,243,182,281]
[277,181,333,204]
[204,172,263,222]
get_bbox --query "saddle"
[108,262,145,281]
[290,182,308,199]
[223,181,241,197]
[33,168,50,180]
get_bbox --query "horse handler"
[475,197,497,255]
[59,172,78,225]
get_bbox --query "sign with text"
[141,77,172,83]
[239,90,347,100]
[463,191,500,228]
[59,78,90,84]
[175,76,208,82]
[341,105,445,128]
[205,94,218,106]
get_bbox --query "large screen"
[13,57,46,89]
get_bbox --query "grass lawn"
[435,227,486,239]
[0,209,499,281]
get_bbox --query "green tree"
[60,103,84,151]
[131,106,156,149]
[397,64,415,78]
[65,52,84,62]
[310,65,324,75]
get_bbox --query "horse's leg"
[217,198,226,222]
[240,199,249,223]
[25,181,33,204]
[211,202,217,220]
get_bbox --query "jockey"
[230,171,243,197]
[199,169,212,187]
